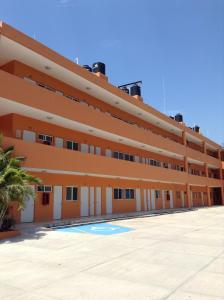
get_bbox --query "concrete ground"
[0,207,224,300]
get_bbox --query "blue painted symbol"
[56,222,134,235]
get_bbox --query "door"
[162,190,165,209]
[143,190,147,211]
[96,187,101,216]
[181,191,185,208]
[147,189,151,210]
[151,189,155,210]
[89,187,94,216]
[53,186,62,220]
[80,186,89,217]
[136,189,141,212]
[23,130,36,143]
[169,190,173,209]
[96,147,101,155]
[105,149,112,157]
[55,137,63,148]
[134,156,140,163]
[201,192,204,206]
[90,145,95,154]
[106,187,112,214]
[81,144,89,153]
[21,186,35,222]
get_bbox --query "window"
[124,154,134,162]
[114,151,119,159]
[114,188,135,199]
[66,187,78,201]
[114,188,123,199]
[119,152,123,160]
[67,140,79,151]
[155,190,160,199]
[165,191,170,201]
[125,189,135,199]
[38,134,53,144]
[163,162,168,168]
[37,185,52,192]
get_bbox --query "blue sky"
[1,0,224,144]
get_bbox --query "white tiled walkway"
[0,206,224,300]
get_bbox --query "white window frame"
[37,185,52,192]
[66,186,78,201]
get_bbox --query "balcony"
[0,70,187,156]
[186,147,221,168]
[3,136,223,187]
[0,69,222,165]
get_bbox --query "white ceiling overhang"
[0,35,182,136]
[0,97,184,160]
[0,34,220,151]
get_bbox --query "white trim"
[23,167,189,185]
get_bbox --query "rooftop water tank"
[175,113,183,123]
[82,65,92,72]
[130,84,141,97]
[193,125,200,133]
[92,62,106,75]
[120,87,129,94]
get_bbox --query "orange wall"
[2,113,184,167]
[1,60,183,144]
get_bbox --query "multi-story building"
[0,21,223,223]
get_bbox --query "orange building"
[0,21,223,223]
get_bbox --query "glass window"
[66,187,72,200]
[114,188,122,199]
[66,141,78,151]
[114,152,119,159]
[124,154,130,161]
[72,187,78,200]
[119,152,123,160]
[155,190,160,199]
[66,187,78,201]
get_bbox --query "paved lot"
[0,206,224,300]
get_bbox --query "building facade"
[0,21,223,223]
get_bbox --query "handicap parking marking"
[56,222,134,235]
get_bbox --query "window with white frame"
[66,187,78,201]
[38,134,53,144]
[37,185,52,192]
[66,140,79,151]
[114,188,135,200]
[155,190,160,199]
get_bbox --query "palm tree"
[0,134,41,228]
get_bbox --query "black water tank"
[194,125,200,133]
[175,113,183,123]
[130,84,141,97]
[120,87,129,94]
[82,65,92,72]
[92,62,106,75]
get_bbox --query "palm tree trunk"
[0,205,8,227]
